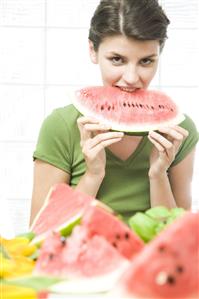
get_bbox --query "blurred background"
[0,0,199,236]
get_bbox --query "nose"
[122,64,139,85]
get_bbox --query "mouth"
[115,86,140,93]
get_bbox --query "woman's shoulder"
[180,114,198,133]
[46,104,81,127]
[52,104,81,121]
[171,114,199,166]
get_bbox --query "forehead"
[98,35,160,56]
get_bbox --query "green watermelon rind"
[71,89,185,133]
[30,213,82,246]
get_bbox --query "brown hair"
[89,0,170,51]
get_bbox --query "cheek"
[100,63,122,82]
[141,66,158,83]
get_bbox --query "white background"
[0,0,199,236]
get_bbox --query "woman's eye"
[140,58,154,66]
[110,56,124,65]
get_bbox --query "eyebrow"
[107,52,158,58]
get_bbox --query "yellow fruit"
[0,237,37,257]
[0,253,35,279]
[1,284,38,299]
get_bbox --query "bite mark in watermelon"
[117,211,199,299]
[72,86,185,134]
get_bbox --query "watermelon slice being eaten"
[72,86,185,134]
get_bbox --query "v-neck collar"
[105,136,148,165]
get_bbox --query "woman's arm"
[29,159,70,226]
[29,159,105,226]
[149,148,196,209]
[168,148,196,209]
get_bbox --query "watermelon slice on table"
[116,211,199,299]
[34,205,144,295]
[72,86,185,135]
[30,184,95,244]
[35,205,144,278]
[35,229,130,280]
[82,205,144,259]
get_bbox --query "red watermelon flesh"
[30,184,94,244]
[72,86,185,133]
[82,206,144,260]
[118,212,199,299]
[35,229,129,279]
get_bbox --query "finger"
[158,126,189,139]
[148,135,165,152]
[148,131,173,150]
[84,123,111,132]
[88,132,124,149]
[77,117,100,142]
[90,137,123,156]
[171,125,189,138]
[77,116,99,126]
[157,127,183,141]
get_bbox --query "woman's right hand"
[77,116,124,177]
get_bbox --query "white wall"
[0,0,198,235]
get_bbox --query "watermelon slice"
[82,205,144,259]
[34,229,130,280]
[72,86,185,134]
[35,205,144,291]
[117,212,199,298]
[30,184,94,244]
[35,205,144,276]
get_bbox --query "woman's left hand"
[148,125,189,178]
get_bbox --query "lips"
[115,86,139,92]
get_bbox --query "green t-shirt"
[33,104,199,220]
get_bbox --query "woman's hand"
[77,116,124,177]
[148,125,189,178]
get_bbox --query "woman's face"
[89,35,160,92]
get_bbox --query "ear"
[88,40,98,64]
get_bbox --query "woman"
[30,0,199,225]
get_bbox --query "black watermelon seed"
[124,232,130,239]
[101,106,104,110]
[115,234,121,239]
[123,103,127,107]
[158,245,166,252]
[167,275,176,285]
[176,265,184,273]
[60,236,66,246]
[49,253,54,260]
[112,242,117,248]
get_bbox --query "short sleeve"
[171,114,199,167]
[33,109,72,173]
